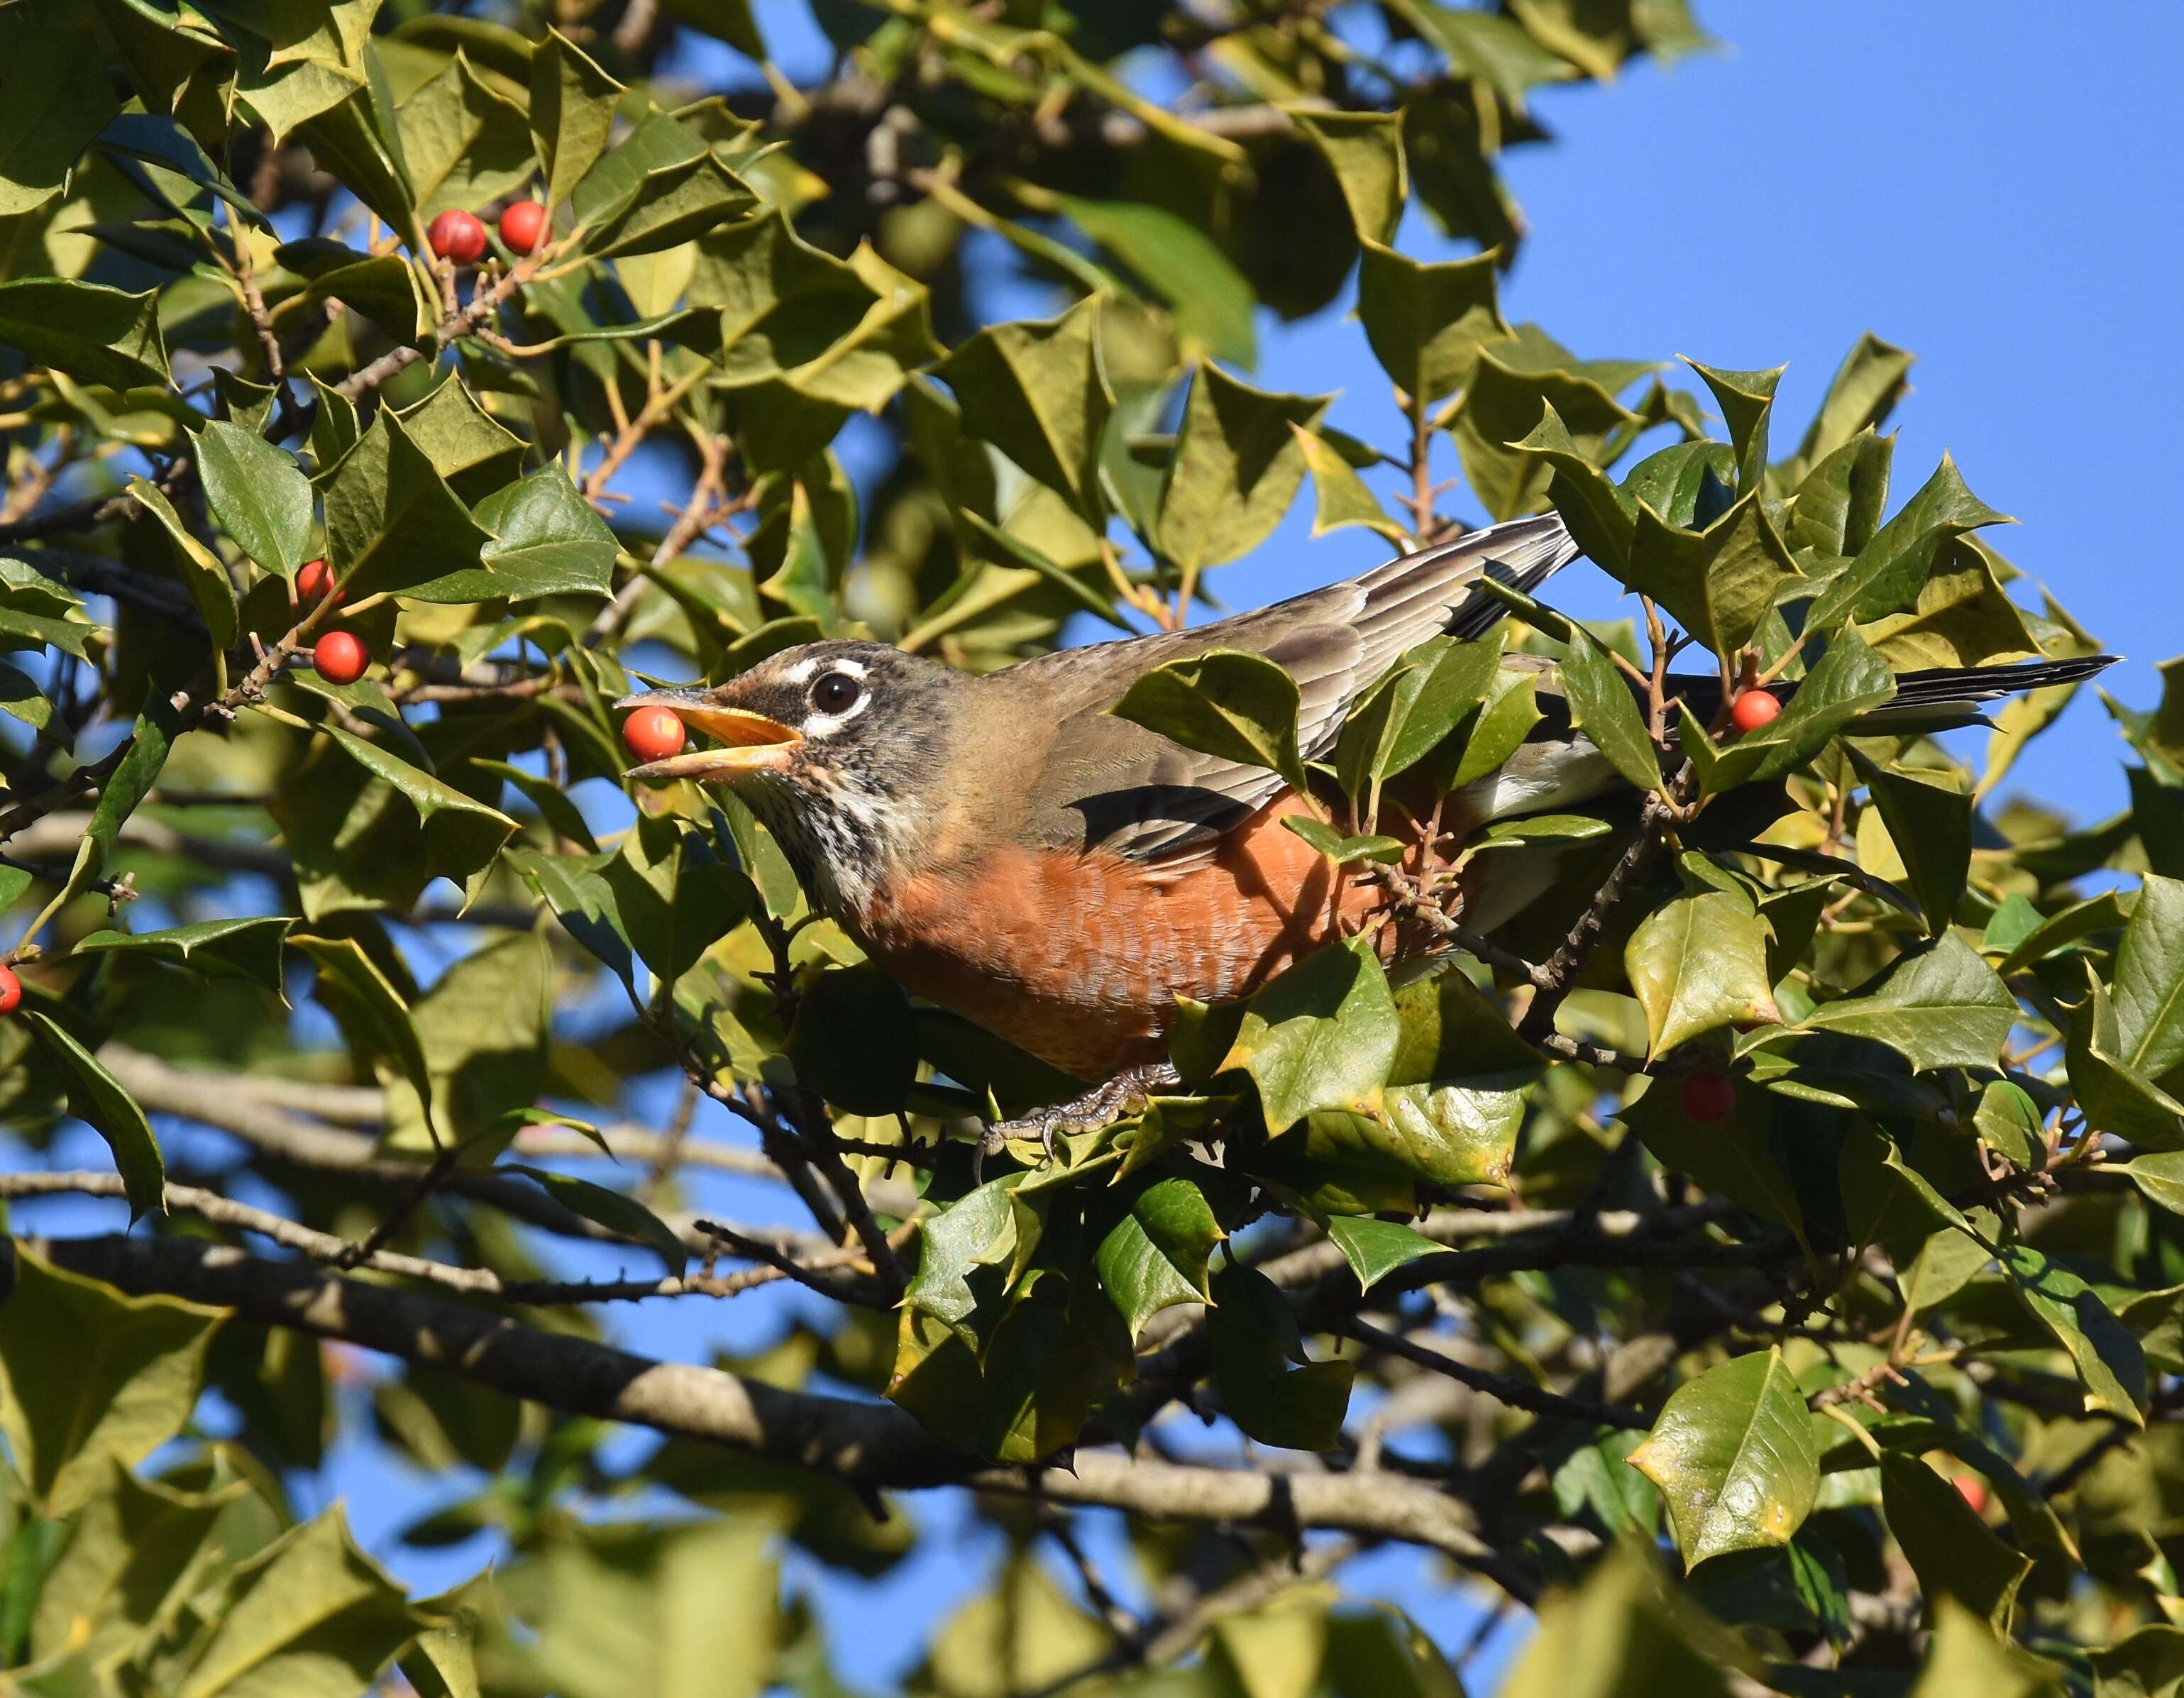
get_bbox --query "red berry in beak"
[622,706,688,764]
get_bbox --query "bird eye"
[809,671,862,715]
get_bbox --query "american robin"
[619,512,2111,1112]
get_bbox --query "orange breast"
[851,795,1389,1080]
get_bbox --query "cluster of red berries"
[426,200,548,266]
[294,559,370,685]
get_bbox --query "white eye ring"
[809,671,863,715]
[803,670,871,738]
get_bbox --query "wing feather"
[993,513,1582,863]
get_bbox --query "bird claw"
[972,1062,1181,1181]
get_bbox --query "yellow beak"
[617,688,802,783]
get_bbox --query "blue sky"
[13,5,2183,1694]
[1242,3,2184,831]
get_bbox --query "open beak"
[617,687,801,783]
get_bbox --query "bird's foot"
[974,1062,1182,1179]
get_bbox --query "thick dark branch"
[1519,795,1675,1043]
[27,1232,1535,1601]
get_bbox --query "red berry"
[312,630,369,685]
[427,209,487,265]
[622,706,687,764]
[500,199,547,253]
[1954,1475,1990,1516]
[1730,689,1783,734]
[1680,1071,1736,1125]
[296,558,341,606]
[0,964,19,1015]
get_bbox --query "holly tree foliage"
[2,1,2184,1696]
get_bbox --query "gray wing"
[998,512,1582,861]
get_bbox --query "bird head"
[618,640,964,917]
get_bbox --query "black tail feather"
[1880,653,2119,707]
[1667,652,2118,725]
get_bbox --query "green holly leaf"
[1221,938,1401,1134]
[1878,1452,2032,1632]
[24,1015,167,1222]
[1626,891,1780,1059]
[1110,647,1311,795]
[1093,1176,1223,1339]
[73,917,293,993]
[1208,1260,1355,1450]
[503,1167,686,1273]
[1630,1347,1819,1570]
[1154,363,1328,573]
[1325,1216,1443,1294]
[0,1251,219,1516]
[195,421,314,584]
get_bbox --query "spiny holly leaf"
[1286,107,1407,244]
[1154,363,1328,573]
[1335,632,1508,795]
[1626,891,1780,1059]
[906,1175,1039,1347]
[25,1014,166,1221]
[1630,1347,1819,1570]
[934,295,1112,524]
[1557,627,1662,794]
[1325,1216,1443,1293]
[73,917,293,993]
[0,279,168,388]
[1292,424,1407,544]
[165,1508,426,1697]
[1093,1176,1222,1339]
[1622,492,1803,661]
[1513,399,1636,570]
[1208,1259,1355,1451]
[1789,932,2017,1073]
[0,1250,219,1516]
[1793,332,1914,469]
[528,28,622,204]
[1997,1243,2146,1424]
[1110,647,1310,796]
[1356,242,1508,405]
[294,935,439,1144]
[1848,747,1971,937]
[1878,1452,2032,1632]
[1808,453,2012,629]
[126,475,237,652]
[1788,427,1893,558]
[1682,359,1783,491]
[1221,938,1401,1134]
[503,1167,686,1273]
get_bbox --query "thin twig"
[0,1172,828,1303]
[1344,1316,1650,1430]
